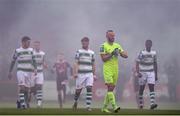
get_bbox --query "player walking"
[72,37,96,111]
[30,41,47,108]
[136,40,158,109]
[8,36,37,109]
[52,53,72,108]
[100,30,128,113]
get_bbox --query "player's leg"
[138,72,146,109]
[139,84,145,109]
[73,74,84,110]
[27,74,36,108]
[57,89,62,108]
[86,86,93,111]
[16,86,21,108]
[27,86,35,108]
[19,85,26,109]
[102,71,113,113]
[62,84,66,103]
[35,73,44,108]
[57,81,63,108]
[85,73,94,111]
[35,84,43,107]
[148,72,157,109]
[58,85,65,108]
[148,84,157,109]
[108,69,120,113]
[56,77,63,108]
[17,71,27,109]
[73,88,82,110]
[107,84,120,113]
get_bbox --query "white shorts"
[139,71,155,85]
[31,72,44,87]
[17,71,33,88]
[76,73,94,89]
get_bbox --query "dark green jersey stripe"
[139,62,154,66]
[78,61,92,65]
[17,60,33,64]
[78,70,93,73]
[37,69,43,72]
[79,53,91,57]
[140,69,154,72]
[17,68,33,72]
[34,55,43,58]
[17,51,32,56]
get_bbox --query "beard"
[108,38,115,43]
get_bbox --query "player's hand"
[137,72,142,78]
[43,64,48,69]
[8,72,12,80]
[111,48,119,56]
[93,75,97,81]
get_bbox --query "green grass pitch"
[0,108,180,115]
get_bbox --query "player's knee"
[36,84,42,90]
[76,89,82,95]
[107,84,115,91]
[139,86,145,95]
[19,85,26,92]
[148,84,155,92]
[86,86,92,92]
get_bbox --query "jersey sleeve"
[100,44,106,54]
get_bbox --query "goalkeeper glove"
[111,48,119,57]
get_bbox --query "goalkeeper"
[100,30,128,113]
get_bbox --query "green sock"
[103,93,109,109]
[107,92,117,109]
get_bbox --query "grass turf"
[0,108,180,115]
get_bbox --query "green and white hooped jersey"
[137,49,157,72]
[75,49,95,74]
[13,47,35,72]
[33,50,45,72]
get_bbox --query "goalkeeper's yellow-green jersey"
[100,42,124,71]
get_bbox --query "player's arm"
[100,54,113,62]
[136,54,142,78]
[43,55,48,69]
[73,51,80,78]
[73,60,79,79]
[8,50,17,79]
[32,52,37,75]
[154,54,158,81]
[100,44,113,62]
[67,62,73,76]
[120,51,128,58]
[118,45,128,58]
[92,54,97,81]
